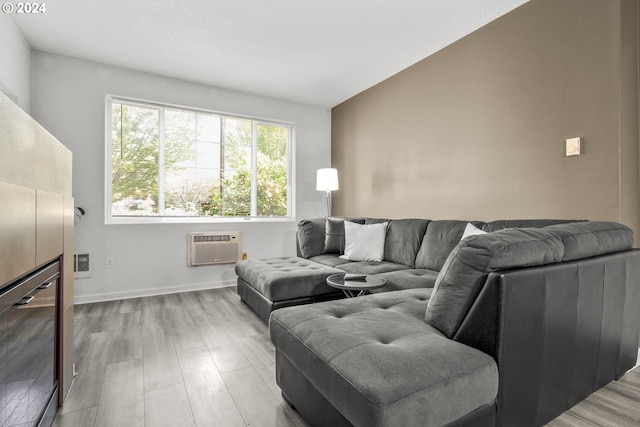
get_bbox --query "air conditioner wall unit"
[188,231,242,266]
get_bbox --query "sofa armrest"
[455,249,640,427]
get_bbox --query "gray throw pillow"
[323,217,345,254]
[297,218,326,258]
[323,217,367,254]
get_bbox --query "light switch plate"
[565,137,581,156]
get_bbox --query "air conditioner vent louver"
[194,235,231,243]
[188,231,242,266]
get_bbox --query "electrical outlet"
[106,257,115,269]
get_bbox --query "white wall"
[30,52,332,303]
[0,15,31,112]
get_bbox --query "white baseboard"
[73,279,236,305]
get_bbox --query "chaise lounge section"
[235,257,345,323]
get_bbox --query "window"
[106,96,293,222]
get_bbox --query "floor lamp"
[316,168,339,217]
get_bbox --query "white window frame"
[105,95,295,224]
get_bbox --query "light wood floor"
[53,286,305,427]
[545,367,640,427]
[53,286,640,427]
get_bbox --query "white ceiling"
[12,0,528,108]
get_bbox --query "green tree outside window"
[110,99,291,219]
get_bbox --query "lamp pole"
[325,190,333,217]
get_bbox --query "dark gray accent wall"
[331,0,640,241]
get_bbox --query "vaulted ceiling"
[12,0,528,108]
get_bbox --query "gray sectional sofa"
[236,217,581,322]
[235,217,640,427]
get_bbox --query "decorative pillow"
[461,222,487,240]
[323,217,367,254]
[323,217,346,254]
[297,218,326,258]
[339,221,389,262]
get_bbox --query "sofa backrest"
[482,218,584,232]
[424,227,565,338]
[296,217,368,257]
[415,220,486,271]
[297,217,589,266]
[545,221,633,261]
[297,217,430,265]
[383,219,430,268]
[424,221,634,339]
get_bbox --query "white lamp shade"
[316,168,339,191]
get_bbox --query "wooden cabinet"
[0,185,66,286]
[36,190,64,267]
[1,91,74,410]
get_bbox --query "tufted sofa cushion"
[308,253,352,268]
[425,228,564,338]
[337,260,410,275]
[270,289,498,427]
[374,269,439,292]
[235,257,342,301]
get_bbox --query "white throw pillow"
[461,222,487,240]
[339,221,388,262]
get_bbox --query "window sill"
[105,216,296,225]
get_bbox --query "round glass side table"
[326,273,387,297]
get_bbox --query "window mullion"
[250,122,258,217]
[287,125,293,217]
[158,108,166,216]
[220,118,225,215]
